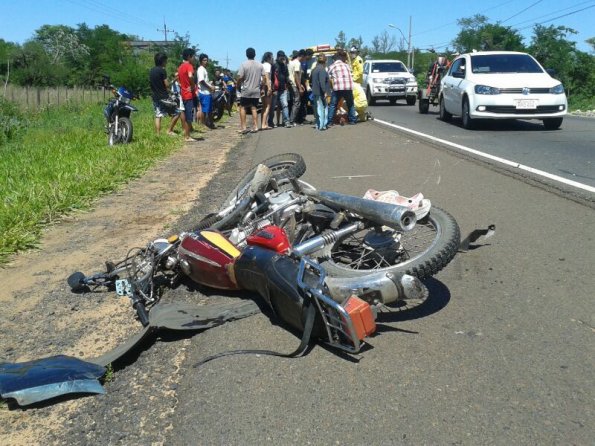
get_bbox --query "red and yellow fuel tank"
[178,230,241,290]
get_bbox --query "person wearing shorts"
[237,47,265,133]
[177,48,197,141]
[149,52,180,135]
[197,53,216,129]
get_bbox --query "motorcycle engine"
[228,190,306,246]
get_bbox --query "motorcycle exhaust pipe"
[306,190,416,232]
[325,271,428,305]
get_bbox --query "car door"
[363,62,370,89]
[442,57,466,114]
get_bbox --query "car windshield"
[470,54,543,74]
[371,62,407,73]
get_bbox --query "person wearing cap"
[350,46,364,85]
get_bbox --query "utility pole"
[407,16,412,70]
[157,19,175,42]
[223,52,231,69]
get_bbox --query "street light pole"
[388,19,413,70]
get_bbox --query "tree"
[335,31,347,49]
[453,14,525,52]
[585,37,595,53]
[371,31,397,54]
[34,25,89,65]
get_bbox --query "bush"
[0,97,27,145]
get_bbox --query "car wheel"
[461,97,475,130]
[366,87,376,105]
[439,96,451,122]
[543,117,563,130]
[406,96,416,106]
[419,99,429,114]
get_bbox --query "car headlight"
[550,84,565,94]
[474,85,500,95]
[372,77,385,83]
[406,78,417,85]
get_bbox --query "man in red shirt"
[177,48,197,141]
[327,49,357,126]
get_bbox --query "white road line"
[375,118,595,194]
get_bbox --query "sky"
[1,0,593,69]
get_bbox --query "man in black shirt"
[149,52,180,135]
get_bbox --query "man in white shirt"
[197,53,216,129]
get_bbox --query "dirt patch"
[0,120,245,445]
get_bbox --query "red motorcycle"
[68,153,460,353]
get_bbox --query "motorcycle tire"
[213,103,224,122]
[319,207,460,280]
[118,117,133,143]
[67,271,87,292]
[220,153,307,210]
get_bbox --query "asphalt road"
[369,102,595,190]
[168,120,595,445]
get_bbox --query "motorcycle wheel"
[220,153,307,210]
[108,124,116,146]
[319,207,460,280]
[213,103,224,122]
[118,117,133,143]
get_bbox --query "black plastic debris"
[0,355,106,406]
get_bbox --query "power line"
[509,0,595,28]
[500,0,543,24]
[513,3,595,30]
[62,0,157,31]
[412,0,518,38]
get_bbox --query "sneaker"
[284,122,293,128]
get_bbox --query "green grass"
[0,98,189,264]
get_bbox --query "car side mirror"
[452,71,465,79]
[546,68,557,79]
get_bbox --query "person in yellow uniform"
[349,46,364,85]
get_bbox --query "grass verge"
[0,98,194,264]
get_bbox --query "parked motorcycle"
[68,153,460,353]
[212,84,232,122]
[103,76,137,145]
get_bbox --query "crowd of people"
[148,45,367,141]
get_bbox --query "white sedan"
[439,51,567,130]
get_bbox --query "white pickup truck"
[362,59,418,106]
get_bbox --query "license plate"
[515,99,537,109]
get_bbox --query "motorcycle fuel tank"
[246,225,291,253]
[178,230,241,289]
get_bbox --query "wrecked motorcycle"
[68,153,461,353]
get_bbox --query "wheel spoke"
[329,221,439,271]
